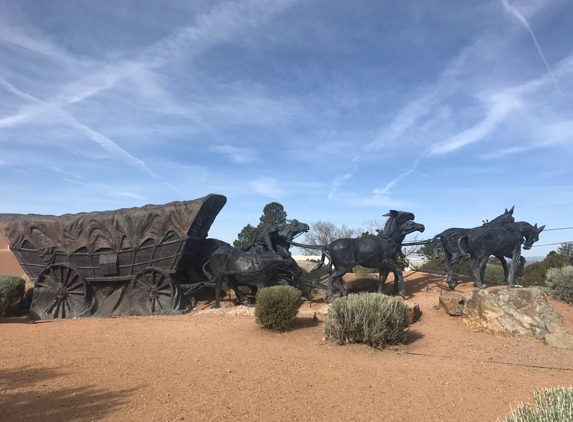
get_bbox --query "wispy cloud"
[50,166,87,180]
[500,0,562,94]
[0,0,300,132]
[209,145,258,163]
[429,91,522,155]
[251,177,285,199]
[480,145,534,160]
[328,173,352,199]
[117,191,145,200]
[0,75,158,177]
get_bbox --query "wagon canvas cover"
[0,194,226,257]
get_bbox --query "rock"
[313,304,330,323]
[462,287,564,338]
[404,301,421,324]
[544,329,573,349]
[439,292,466,316]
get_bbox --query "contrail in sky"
[500,0,562,94]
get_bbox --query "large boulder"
[462,287,563,338]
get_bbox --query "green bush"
[352,265,378,276]
[484,264,506,284]
[521,252,570,287]
[324,293,409,349]
[255,285,302,332]
[0,274,26,317]
[546,266,573,305]
[499,387,573,422]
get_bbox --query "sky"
[1,0,572,258]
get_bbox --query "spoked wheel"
[31,264,91,320]
[129,267,180,315]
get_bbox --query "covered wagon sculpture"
[0,194,227,320]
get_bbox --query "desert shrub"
[352,265,378,276]
[499,386,573,422]
[0,274,26,317]
[484,264,506,284]
[521,252,570,287]
[255,285,302,332]
[324,293,409,349]
[546,266,573,305]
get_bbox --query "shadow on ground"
[0,366,137,422]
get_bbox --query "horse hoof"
[211,305,220,309]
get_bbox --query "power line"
[531,241,572,248]
[544,227,573,231]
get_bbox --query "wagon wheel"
[129,267,180,315]
[32,264,91,319]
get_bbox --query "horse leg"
[496,255,509,283]
[328,269,347,302]
[473,257,487,290]
[508,246,521,288]
[516,256,526,278]
[381,259,405,298]
[444,251,456,290]
[211,276,223,309]
[378,268,390,294]
[229,277,252,307]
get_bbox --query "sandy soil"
[2,272,573,422]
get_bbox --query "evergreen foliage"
[0,274,26,317]
[499,387,573,422]
[324,293,409,349]
[484,264,506,284]
[254,285,302,332]
[233,202,288,248]
[521,251,570,287]
[546,266,573,305]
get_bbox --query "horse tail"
[202,260,213,280]
[431,235,442,258]
[457,235,469,257]
[310,249,327,272]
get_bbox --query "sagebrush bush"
[352,265,378,276]
[499,387,573,422]
[324,293,409,349]
[484,264,506,284]
[255,285,302,332]
[0,274,26,317]
[546,266,573,305]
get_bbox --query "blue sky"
[1,0,572,257]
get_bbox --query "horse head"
[522,223,545,250]
[280,219,309,241]
[398,220,425,239]
[382,210,416,236]
[484,206,515,227]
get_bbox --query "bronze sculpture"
[307,211,424,302]
[458,221,545,289]
[0,194,227,320]
[432,207,515,289]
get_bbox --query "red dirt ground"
[2,272,573,422]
